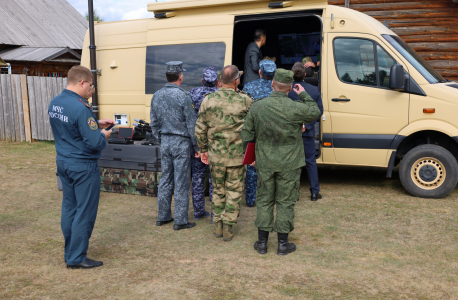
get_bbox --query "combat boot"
[277,233,296,256]
[213,221,223,238]
[223,223,234,241]
[254,229,269,254]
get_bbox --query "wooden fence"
[0,74,67,142]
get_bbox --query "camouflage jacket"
[189,85,218,115]
[241,91,320,172]
[150,83,199,151]
[242,78,273,101]
[195,87,254,166]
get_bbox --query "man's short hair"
[272,79,291,93]
[254,29,266,42]
[166,71,182,82]
[292,62,306,82]
[68,66,92,85]
[221,65,239,84]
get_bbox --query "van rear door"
[326,33,409,167]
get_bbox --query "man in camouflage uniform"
[150,61,199,231]
[189,67,218,221]
[195,65,254,241]
[242,59,276,207]
[241,69,321,255]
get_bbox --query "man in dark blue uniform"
[288,62,323,201]
[48,66,114,269]
[242,60,276,207]
[150,61,200,230]
[189,67,218,221]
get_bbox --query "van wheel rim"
[411,157,446,190]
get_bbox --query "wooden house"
[0,0,88,77]
[329,0,458,82]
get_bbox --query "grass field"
[1,141,458,299]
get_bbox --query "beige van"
[81,0,458,198]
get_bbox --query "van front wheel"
[399,145,458,198]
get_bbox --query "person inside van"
[288,62,323,202]
[243,29,266,85]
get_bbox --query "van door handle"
[332,98,351,102]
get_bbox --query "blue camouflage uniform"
[48,89,107,266]
[242,60,276,207]
[150,61,200,226]
[189,67,218,219]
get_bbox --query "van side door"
[326,33,410,167]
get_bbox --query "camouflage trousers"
[255,168,301,233]
[245,165,257,207]
[157,135,192,226]
[210,164,245,226]
[191,156,213,218]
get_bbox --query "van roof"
[147,0,327,14]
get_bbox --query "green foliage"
[85,8,104,22]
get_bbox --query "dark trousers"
[57,159,100,265]
[191,156,213,218]
[245,165,257,207]
[255,168,301,233]
[157,135,191,225]
[303,136,320,194]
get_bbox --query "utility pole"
[88,0,99,118]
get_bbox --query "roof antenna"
[383,0,390,29]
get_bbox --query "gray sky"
[66,0,167,22]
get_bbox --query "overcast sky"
[66,0,168,22]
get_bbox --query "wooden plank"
[47,78,55,141]
[435,69,458,77]
[28,77,38,140]
[427,61,458,69]
[384,19,456,28]
[366,9,458,19]
[21,75,32,143]
[13,75,25,142]
[63,78,68,90]
[418,52,458,61]
[5,75,15,141]
[0,75,10,140]
[409,42,458,52]
[401,34,458,43]
[45,78,53,140]
[40,77,49,140]
[0,75,4,141]
[9,75,20,142]
[392,27,458,36]
[57,77,64,95]
[34,76,43,140]
[350,1,457,12]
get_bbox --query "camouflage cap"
[202,66,217,86]
[166,61,186,73]
[259,60,276,78]
[274,68,294,84]
[302,56,313,64]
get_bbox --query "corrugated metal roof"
[0,46,81,62]
[0,0,88,49]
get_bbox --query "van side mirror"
[389,64,407,91]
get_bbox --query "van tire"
[399,144,458,198]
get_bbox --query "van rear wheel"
[399,144,458,198]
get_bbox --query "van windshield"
[382,35,444,84]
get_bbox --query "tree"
[85,8,104,22]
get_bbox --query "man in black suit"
[243,29,266,85]
[287,62,323,201]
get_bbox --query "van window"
[377,45,396,88]
[145,43,226,94]
[334,38,397,88]
[334,38,377,86]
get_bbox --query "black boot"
[277,233,296,256]
[253,229,269,254]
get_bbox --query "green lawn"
[1,141,458,299]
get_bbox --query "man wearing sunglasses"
[49,66,115,269]
[195,65,254,242]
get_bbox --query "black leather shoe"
[254,229,269,254]
[277,233,296,256]
[194,211,210,221]
[67,258,103,269]
[173,222,196,231]
[311,193,322,201]
[156,218,174,226]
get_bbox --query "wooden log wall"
[329,0,458,82]
[0,74,67,142]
